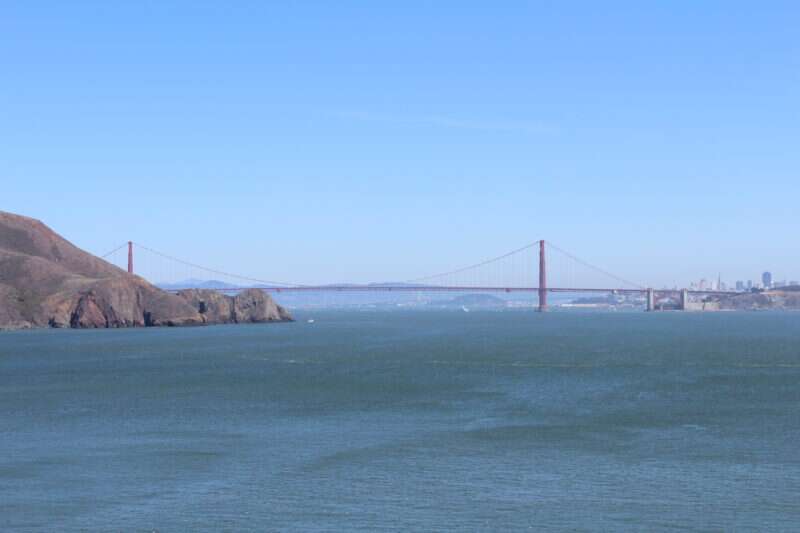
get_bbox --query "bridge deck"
[170,286,737,296]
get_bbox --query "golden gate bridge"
[100,240,737,312]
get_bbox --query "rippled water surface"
[2,310,799,531]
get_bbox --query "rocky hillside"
[0,211,292,329]
[175,288,292,324]
[717,290,800,311]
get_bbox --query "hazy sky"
[2,1,798,286]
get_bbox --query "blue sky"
[2,1,798,286]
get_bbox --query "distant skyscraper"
[736,281,745,291]
[762,271,773,289]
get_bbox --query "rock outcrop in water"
[0,211,292,329]
[175,288,292,324]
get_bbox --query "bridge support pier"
[679,289,689,311]
[645,288,655,312]
[538,240,547,312]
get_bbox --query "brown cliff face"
[175,288,292,324]
[0,211,292,329]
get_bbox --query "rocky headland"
[0,211,292,330]
[715,289,800,311]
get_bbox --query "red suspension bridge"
[100,240,737,312]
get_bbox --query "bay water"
[2,310,799,531]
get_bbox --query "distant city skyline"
[690,272,799,293]
[3,2,799,287]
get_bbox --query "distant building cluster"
[689,271,798,292]
[689,278,727,291]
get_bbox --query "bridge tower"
[127,241,134,274]
[645,288,655,312]
[538,240,547,312]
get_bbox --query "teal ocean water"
[1,310,799,531]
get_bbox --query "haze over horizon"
[3,2,798,287]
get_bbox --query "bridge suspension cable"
[546,241,646,290]
[100,242,129,259]
[130,242,306,288]
[405,241,540,285]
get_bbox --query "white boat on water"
[462,306,470,313]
